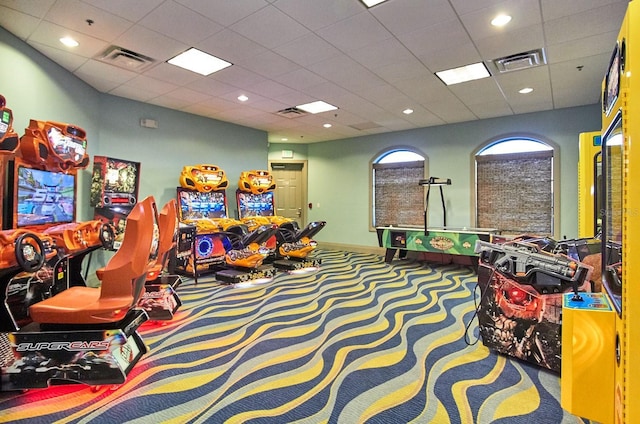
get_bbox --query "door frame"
[268,159,308,226]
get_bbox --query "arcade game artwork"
[90,156,141,248]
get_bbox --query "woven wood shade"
[477,151,553,235]
[373,161,424,227]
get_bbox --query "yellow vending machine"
[562,2,640,423]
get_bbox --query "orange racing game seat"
[29,196,155,325]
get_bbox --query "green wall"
[294,105,601,247]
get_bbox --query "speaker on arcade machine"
[90,156,141,250]
[0,94,20,230]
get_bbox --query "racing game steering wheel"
[15,232,46,272]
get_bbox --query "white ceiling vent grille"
[276,107,308,118]
[489,48,547,74]
[98,46,155,71]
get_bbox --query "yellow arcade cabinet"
[562,2,640,423]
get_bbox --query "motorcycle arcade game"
[237,169,325,271]
[176,164,277,284]
[0,114,153,391]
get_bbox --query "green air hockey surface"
[376,226,499,263]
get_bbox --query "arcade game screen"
[14,163,75,227]
[177,187,227,221]
[90,156,140,207]
[237,191,275,218]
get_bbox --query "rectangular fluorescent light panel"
[360,0,389,7]
[295,100,338,114]
[435,62,490,85]
[167,48,232,76]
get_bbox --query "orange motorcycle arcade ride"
[237,170,325,270]
[0,105,163,391]
[177,164,277,284]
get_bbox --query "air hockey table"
[376,226,500,264]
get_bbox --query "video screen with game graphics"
[11,160,76,228]
[237,191,275,218]
[177,187,227,221]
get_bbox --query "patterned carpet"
[0,250,591,424]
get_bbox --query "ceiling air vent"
[276,107,308,118]
[98,46,155,71]
[489,48,547,74]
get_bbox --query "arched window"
[475,138,555,235]
[371,149,426,228]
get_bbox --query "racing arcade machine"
[176,164,277,284]
[0,114,155,390]
[237,170,325,271]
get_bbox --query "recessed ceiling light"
[323,123,332,128]
[281,138,288,141]
[60,37,79,47]
[360,0,389,7]
[296,100,338,114]
[238,94,249,102]
[403,108,414,115]
[519,87,534,94]
[435,62,491,86]
[167,48,232,76]
[491,14,512,27]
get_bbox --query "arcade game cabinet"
[176,164,276,284]
[562,3,640,422]
[474,237,593,373]
[237,169,325,271]
[90,155,141,250]
[0,116,154,390]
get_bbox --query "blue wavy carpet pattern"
[0,250,591,424]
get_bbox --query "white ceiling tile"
[273,0,362,31]
[144,62,205,86]
[175,0,268,26]
[370,0,457,36]
[0,0,56,19]
[81,0,164,22]
[544,3,628,45]
[230,6,309,49]
[274,68,327,91]
[27,20,110,58]
[273,33,342,67]
[139,1,223,45]
[197,29,267,65]
[75,58,138,84]
[0,6,43,40]
[316,11,392,53]
[474,24,545,60]
[120,74,177,96]
[236,50,300,78]
[45,0,133,41]
[546,31,618,64]
[29,41,89,72]
[114,24,188,62]
[459,0,542,40]
[541,0,629,20]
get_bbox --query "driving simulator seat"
[29,196,156,326]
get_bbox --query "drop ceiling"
[0,0,629,143]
